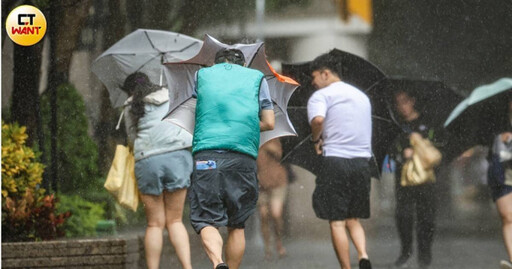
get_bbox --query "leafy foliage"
[57,194,106,237]
[1,122,70,242]
[1,123,45,200]
[40,83,102,194]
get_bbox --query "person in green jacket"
[188,48,275,269]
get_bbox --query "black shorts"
[189,150,258,233]
[489,183,512,202]
[312,157,371,220]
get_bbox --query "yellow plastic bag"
[400,153,436,187]
[104,145,139,211]
[410,133,442,170]
[400,134,443,187]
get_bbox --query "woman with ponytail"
[122,72,193,269]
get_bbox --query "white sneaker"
[501,260,512,269]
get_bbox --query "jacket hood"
[124,88,169,106]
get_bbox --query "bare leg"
[270,196,286,257]
[225,228,246,269]
[164,189,192,269]
[200,226,224,268]
[330,220,351,269]
[346,218,369,260]
[140,194,165,269]
[259,203,272,259]
[497,192,512,261]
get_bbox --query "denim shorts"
[134,150,193,196]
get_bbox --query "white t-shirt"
[307,81,372,158]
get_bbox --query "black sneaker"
[215,263,229,269]
[359,258,372,269]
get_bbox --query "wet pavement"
[182,214,506,269]
[145,171,507,269]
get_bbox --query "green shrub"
[57,194,105,237]
[40,83,103,194]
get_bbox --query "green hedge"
[57,194,105,237]
[40,83,102,194]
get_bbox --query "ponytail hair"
[122,72,160,125]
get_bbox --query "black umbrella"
[281,49,388,176]
[367,78,464,162]
[282,49,387,107]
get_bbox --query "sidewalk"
[166,212,506,269]
[131,170,507,268]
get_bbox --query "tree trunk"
[46,0,92,192]
[95,0,127,174]
[10,42,43,147]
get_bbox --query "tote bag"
[410,134,442,170]
[400,153,436,187]
[400,135,442,187]
[104,145,139,211]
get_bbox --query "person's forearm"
[310,117,324,141]
[260,109,275,131]
[260,121,273,131]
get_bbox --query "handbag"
[400,153,436,187]
[104,145,139,211]
[410,133,442,170]
[400,134,441,187]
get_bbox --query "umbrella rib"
[171,41,200,53]
[159,42,201,62]
[247,44,264,67]
[144,30,162,53]
[134,54,161,74]
[372,115,393,123]
[364,77,387,93]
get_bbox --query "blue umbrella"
[444,77,512,152]
[445,78,512,127]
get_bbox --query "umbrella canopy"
[162,34,300,147]
[282,48,386,107]
[91,29,202,108]
[280,49,387,176]
[367,78,464,162]
[444,77,512,150]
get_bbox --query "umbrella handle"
[116,109,125,130]
[159,67,163,86]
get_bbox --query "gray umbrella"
[91,29,202,107]
[162,34,299,147]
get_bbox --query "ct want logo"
[5,5,47,46]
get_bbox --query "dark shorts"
[490,184,512,202]
[312,157,371,220]
[189,150,258,233]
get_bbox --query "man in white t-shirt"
[307,53,373,269]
